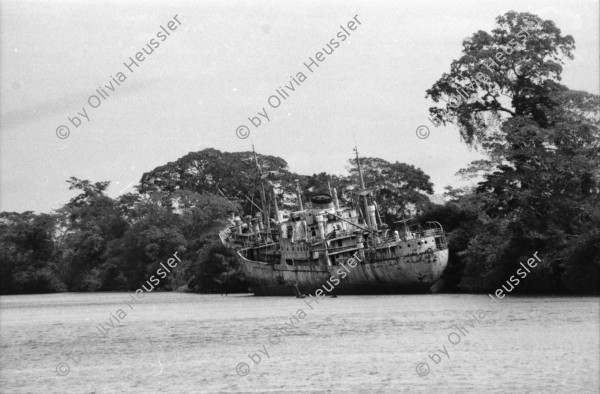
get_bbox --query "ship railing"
[327,244,360,256]
[297,230,353,246]
[419,224,448,250]
[375,227,447,250]
[225,230,280,249]
[423,222,448,249]
[377,238,393,246]
[249,237,280,248]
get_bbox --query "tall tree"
[426,11,575,145]
[53,178,128,290]
[424,10,599,294]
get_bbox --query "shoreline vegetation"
[1,11,598,296]
[0,146,597,296]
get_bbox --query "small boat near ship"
[219,149,448,296]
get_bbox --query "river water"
[0,293,598,393]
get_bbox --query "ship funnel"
[367,205,378,230]
[310,194,334,210]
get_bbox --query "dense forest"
[1,11,598,295]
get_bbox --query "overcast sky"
[1,0,598,213]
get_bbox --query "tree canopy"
[1,149,435,294]
[421,11,599,294]
[426,11,576,145]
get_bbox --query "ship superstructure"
[219,149,448,295]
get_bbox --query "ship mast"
[295,179,304,210]
[252,145,270,234]
[354,147,372,229]
[271,186,280,221]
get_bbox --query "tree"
[102,191,186,290]
[53,178,128,290]
[426,11,575,145]
[347,157,434,222]
[138,148,294,215]
[423,11,599,294]
[0,212,62,294]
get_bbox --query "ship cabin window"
[330,255,336,265]
[312,229,317,237]
[287,226,293,239]
[286,259,294,266]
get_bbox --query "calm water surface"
[0,293,598,393]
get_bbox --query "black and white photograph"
[0,0,599,393]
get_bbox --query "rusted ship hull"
[237,249,448,296]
